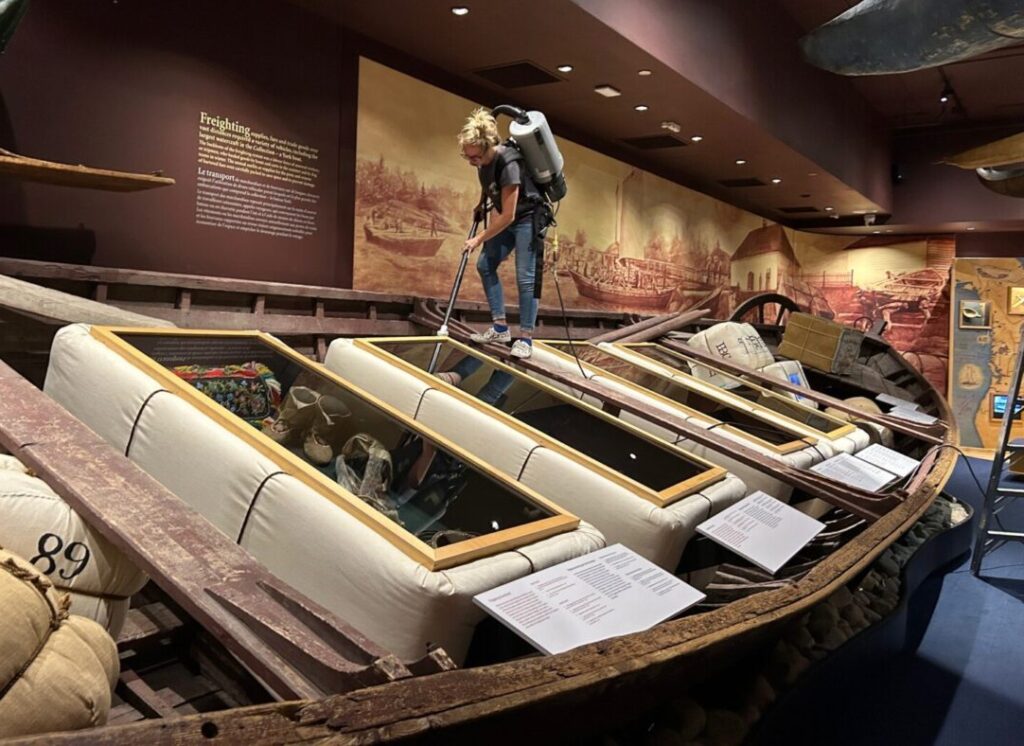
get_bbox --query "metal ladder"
[970,325,1024,575]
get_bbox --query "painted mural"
[951,258,1024,449]
[354,58,950,393]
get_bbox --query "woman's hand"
[463,234,484,254]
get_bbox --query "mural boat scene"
[0,257,960,744]
[363,223,445,257]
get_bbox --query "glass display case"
[611,342,859,443]
[355,337,729,508]
[536,341,826,456]
[90,327,579,570]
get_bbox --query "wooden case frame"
[612,342,860,444]
[355,336,729,508]
[89,326,579,571]
[958,299,992,330]
[534,341,817,457]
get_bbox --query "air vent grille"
[719,178,766,188]
[620,135,687,150]
[473,62,560,88]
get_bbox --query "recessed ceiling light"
[967,226,976,231]
[634,104,649,112]
[557,64,573,73]
[638,69,652,76]
[770,177,782,184]
[660,120,681,133]
[735,158,747,165]
[451,6,469,16]
[594,84,621,97]
[808,172,819,177]
[690,135,703,142]
[824,206,834,211]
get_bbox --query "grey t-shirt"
[478,145,528,217]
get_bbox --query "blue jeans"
[476,218,538,332]
[451,356,514,406]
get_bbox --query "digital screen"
[991,394,1024,420]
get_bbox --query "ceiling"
[781,0,1024,130]
[294,0,1024,235]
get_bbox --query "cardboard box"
[778,312,864,374]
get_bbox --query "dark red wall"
[0,0,349,285]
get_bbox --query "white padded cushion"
[686,323,773,389]
[325,339,432,418]
[415,389,539,479]
[127,392,283,539]
[239,472,604,663]
[517,448,747,570]
[0,470,147,637]
[44,324,165,453]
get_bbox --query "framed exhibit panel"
[959,299,992,329]
[88,327,579,570]
[353,337,729,508]
[1008,287,1024,316]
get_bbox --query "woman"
[457,107,540,359]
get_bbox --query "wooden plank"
[118,671,180,720]
[0,274,175,327]
[116,602,185,649]
[0,258,629,323]
[0,361,409,701]
[115,307,418,336]
[0,149,175,191]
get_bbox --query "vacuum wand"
[428,215,482,373]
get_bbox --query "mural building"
[354,58,951,395]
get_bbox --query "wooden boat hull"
[0,265,958,744]
[364,224,445,256]
[569,270,674,309]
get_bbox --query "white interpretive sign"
[887,406,938,425]
[695,491,824,574]
[811,452,896,493]
[856,443,920,479]
[876,393,919,410]
[474,545,704,655]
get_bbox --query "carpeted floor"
[756,456,1024,745]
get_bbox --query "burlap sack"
[0,616,117,737]
[0,548,117,738]
[0,470,148,637]
[825,396,894,448]
[687,322,774,389]
[758,359,819,410]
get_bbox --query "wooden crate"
[778,313,864,374]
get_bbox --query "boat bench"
[325,339,748,571]
[43,324,604,664]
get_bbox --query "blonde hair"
[457,107,500,151]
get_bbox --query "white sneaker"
[510,339,533,359]
[470,326,512,344]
